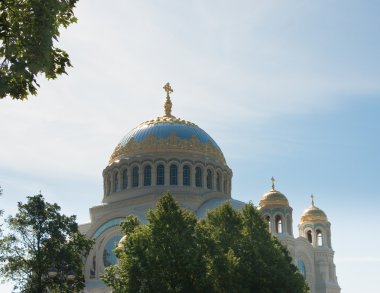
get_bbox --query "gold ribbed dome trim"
[259,177,289,208]
[300,194,328,223]
[259,190,289,208]
[109,117,226,165]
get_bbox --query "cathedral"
[79,83,341,293]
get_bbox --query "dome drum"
[102,158,232,203]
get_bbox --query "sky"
[1,0,380,292]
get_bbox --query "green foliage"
[0,194,94,293]
[103,194,308,293]
[0,0,78,100]
[103,194,211,293]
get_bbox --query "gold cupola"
[300,195,328,223]
[259,177,289,208]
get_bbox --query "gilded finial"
[311,194,315,207]
[271,176,276,191]
[163,82,173,117]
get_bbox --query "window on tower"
[206,169,213,189]
[307,230,313,243]
[144,165,151,186]
[157,164,165,185]
[170,164,178,185]
[195,167,202,187]
[317,229,323,246]
[275,215,282,234]
[122,169,128,189]
[216,172,221,191]
[183,165,190,186]
[113,172,118,192]
[266,215,271,232]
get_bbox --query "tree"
[102,193,211,293]
[0,194,94,293]
[201,203,308,293]
[0,0,78,100]
[103,194,308,293]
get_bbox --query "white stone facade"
[80,89,340,293]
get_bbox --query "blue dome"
[109,116,226,164]
[118,122,221,151]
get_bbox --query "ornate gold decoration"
[300,194,328,223]
[259,189,289,208]
[163,82,173,117]
[142,115,198,126]
[109,83,226,165]
[109,130,226,165]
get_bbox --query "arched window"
[216,173,221,191]
[307,230,312,243]
[113,172,119,192]
[195,167,202,187]
[223,178,227,193]
[266,215,271,232]
[103,235,122,267]
[275,215,282,234]
[132,166,139,187]
[122,169,128,189]
[317,229,323,246]
[297,259,306,278]
[183,165,190,186]
[144,165,151,186]
[157,164,165,185]
[206,169,213,189]
[170,164,178,185]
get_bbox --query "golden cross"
[311,194,315,206]
[271,176,275,190]
[163,82,173,97]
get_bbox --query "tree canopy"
[0,0,78,100]
[0,194,93,293]
[102,194,308,293]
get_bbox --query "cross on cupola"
[311,194,315,207]
[163,82,174,117]
[271,176,276,191]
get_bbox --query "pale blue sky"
[1,1,380,292]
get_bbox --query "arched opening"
[223,178,227,193]
[157,164,165,185]
[195,167,202,187]
[206,169,213,189]
[307,230,312,243]
[275,215,282,234]
[170,164,178,185]
[297,259,306,278]
[132,166,139,187]
[266,215,271,232]
[122,169,128,189]
[113,172,119,192]
[183,165,190,186]
[317,229,323,246]
[216,173,221,191]
[103,235,122,267]
[144,165,151,186]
